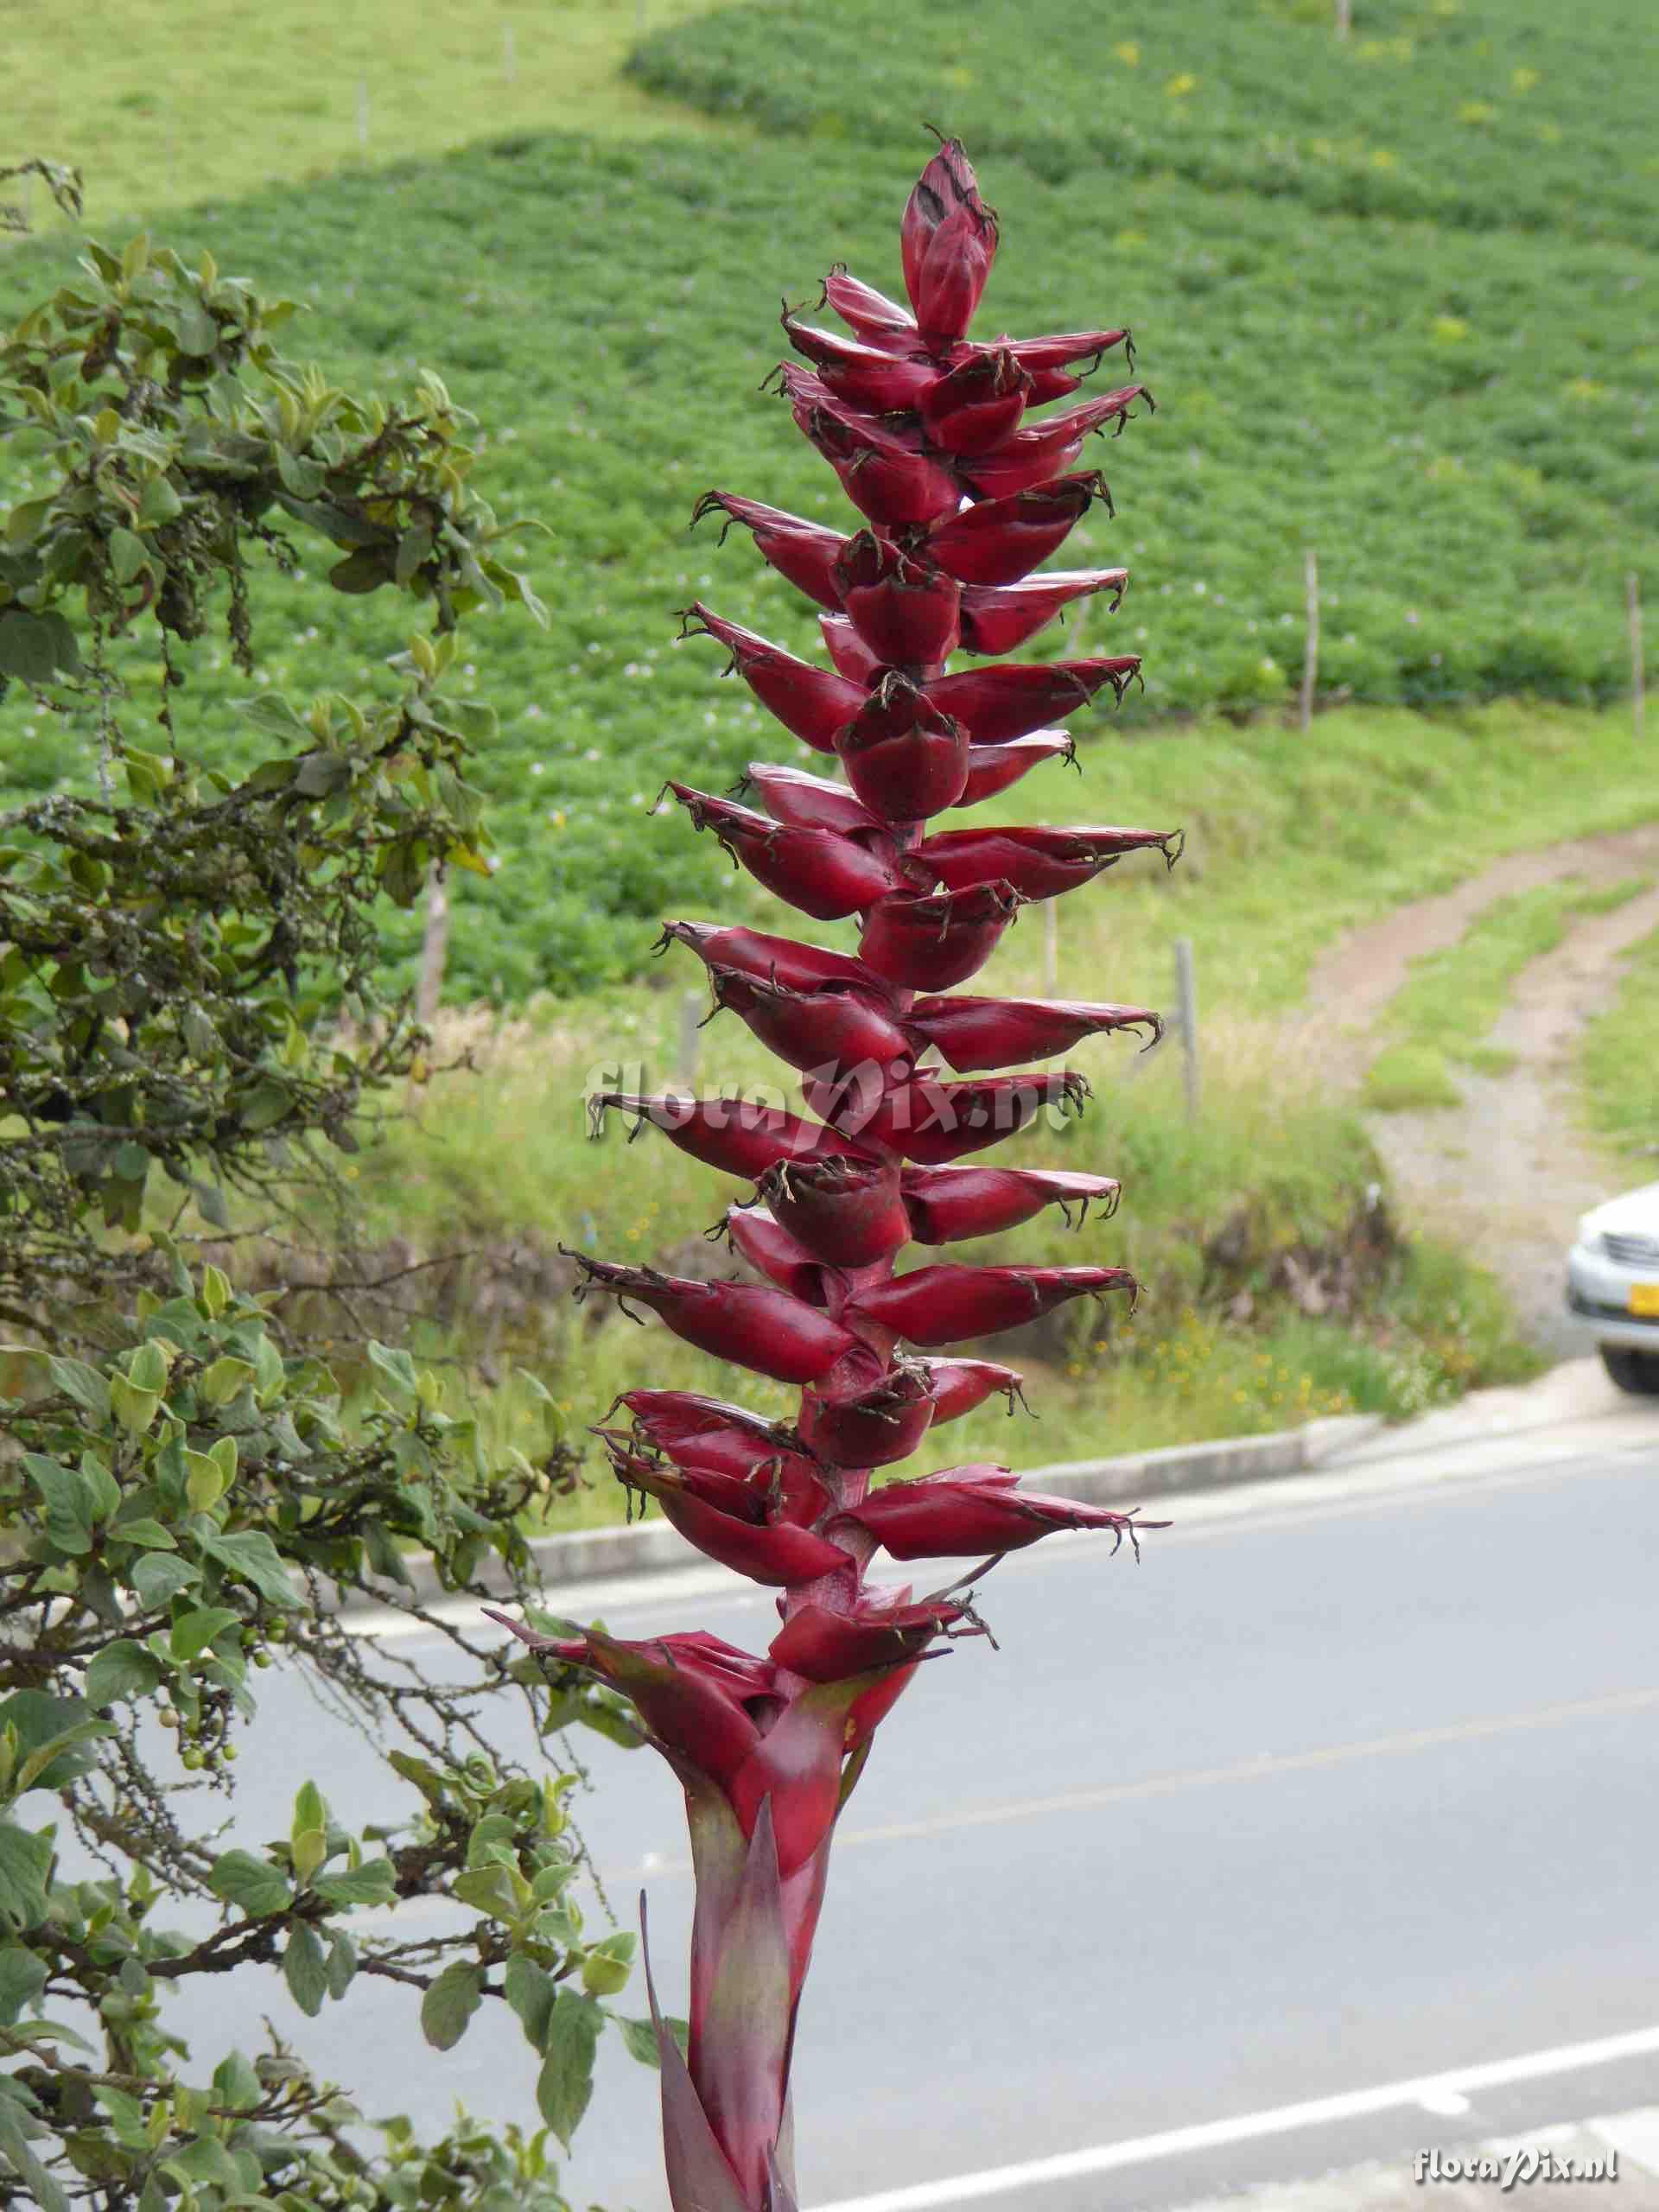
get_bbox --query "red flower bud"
[787,383,963,529]
[486,1618,767,1795]
[836,676,971,822]
[955,731,1077,807]
[569,1253,880,1389]
[957,569,1128,656]
[821,264,921,352]
[664,783,921,920]
[658,918,893,1002]
[721,1205,842,1308]
[1000,326,1135,394]
[827,1068,1090,1166]
[918,347,1031,456]
[918,823,1184,900]
[929,657,1141,743]
[691,490,848,611]
[831,532,962,667]
[677,605,866,753]
[611,1389,809,1465]
[858,881,1023,990]
[590,1090,862,1182]
[780,313,937,411]
[925,470,1113,587]
[958,387,1153,500]
[597,1433,849,1589]
[920,1356,1028,1424]
[755,1153,911,1270]
[740,762,883,840]
[838,1465,1160,1560]
[900,135,998,341]
[704,965,915,1077]
[819,612,886,684]
[845,1261,1137,1347]
[901,1165,1122,1243]
[906,992,1161,1071]
[796,1363,937,1468]
[769,1586,972,1679]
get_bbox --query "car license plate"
[1630,1283,1659,1319]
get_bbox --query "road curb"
[356,1408,1386,1614]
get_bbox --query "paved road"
[167,1408,1659,2210]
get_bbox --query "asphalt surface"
[150,1409,1659,2211]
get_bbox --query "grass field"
[3,114,1654,1001]
[1579,926,1659,1170]
[4,0,739,226]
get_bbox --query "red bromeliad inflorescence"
[490,135,1176,2211]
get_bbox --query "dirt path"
[1299,827,1659,1352]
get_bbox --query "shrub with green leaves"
[0,175,654,2212]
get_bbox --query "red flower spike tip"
[796,1363,938,1469]
[720,1205,844,1309]
[691,490,848,612]
[703,965,915,1081]
[918,823,1185,901]
[925,470,1114,588]
[901,1164,1122,1244]
[858,881,1023,991]
[531,137,1171,2212]
[957,569,1128,657]
[957,387,1154,501]
[929,658,1142,744]
[820,264,921,352]
[769,1588,973,1680]
[906,992,1161,1071]
[920,1356,1030,1425]
[739,762,883,840]
[677,605,867,753]
[954,731,1078,808]
[836,677,971,823]
[824,1068,1091,1166]
[845,1261,1139,1348]
[832,532,962,669]
[838,1467,1166,1561]
[918,347,1032,456]
[612,1390,810,1465]
[588,1090,863,1184]
[754,1154,912,1271]
[569,1252,887,1395]
[663,783,923,920]
[657,918,893,1003]
[597,1435,850,1591]
[900,133,998,341]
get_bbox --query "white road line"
[806,2023,1659,2212]
[618,1682,1659,1878]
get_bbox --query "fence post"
[416,861,448,1028]
[1334,0,1353,35]
[356,80,370,151]
[1300,548,1319,733]
[504,24,516,82]
[1629,572,1645,740]
[677,991,702,1092]
[1173,937,1199,1122]
[1042,899,1058,997]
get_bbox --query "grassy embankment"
[1363,877,1651,1111]
[1578,930,1659,1172]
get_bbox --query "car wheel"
[1599,1344,1659,1395]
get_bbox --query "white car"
[1566,1179,1659,1395]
